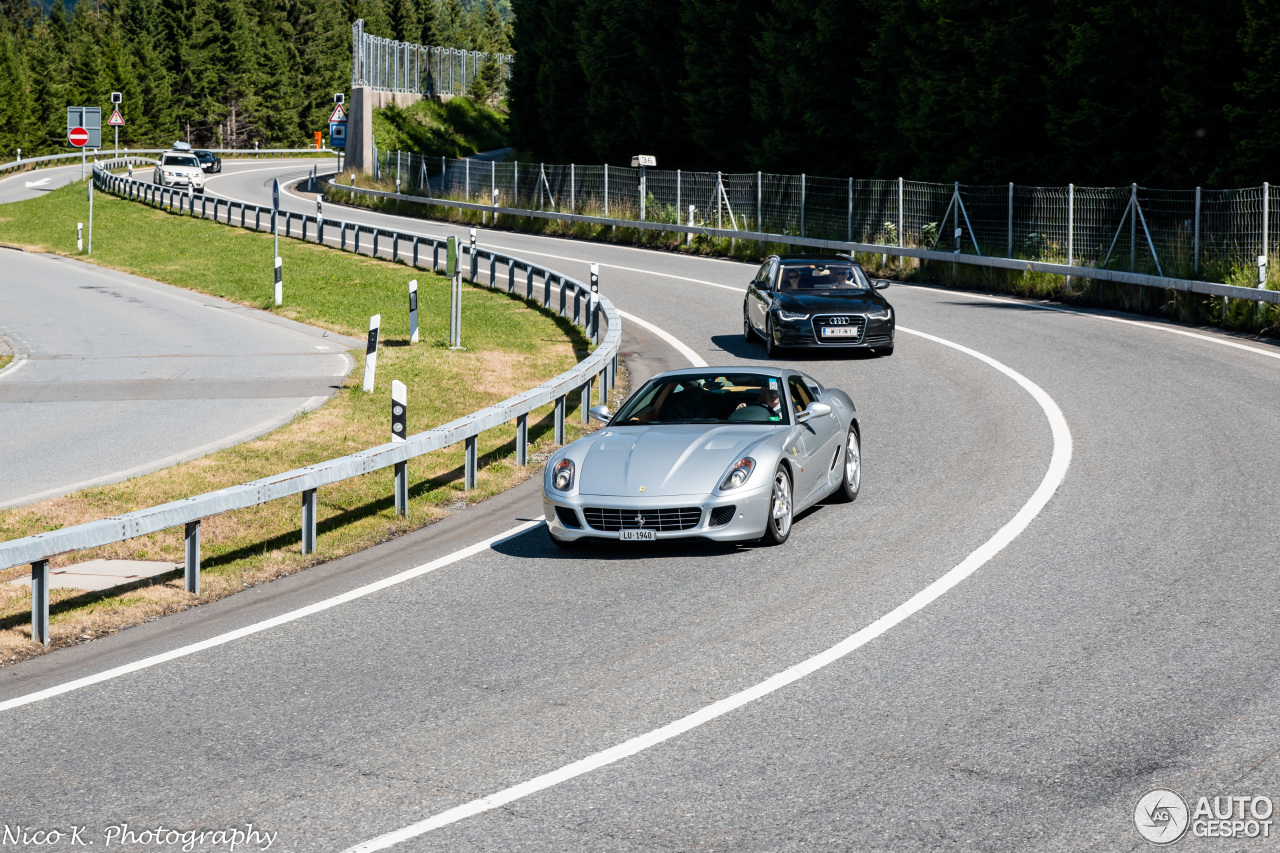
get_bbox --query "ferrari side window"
[788,377,813,414]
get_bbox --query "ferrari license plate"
[821,326,859,338]
[619,529,656,541]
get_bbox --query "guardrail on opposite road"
[0,148,341,177]
[0,161,622,646]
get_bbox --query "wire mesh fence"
[372,149,1277,285]
[351,19,513,97]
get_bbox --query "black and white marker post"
[408,279,419,344]
[468,228,477,282]
[77,222,83,252]
[447,237,464,350]
[272,178,281,303]
[589,262,600,345]
[363,314,380,392]
[392,379,408,515]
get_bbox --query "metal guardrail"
[0,161,621,646]
[326,180,1280,307]
[0,148,340,177]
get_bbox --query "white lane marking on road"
[616,310,709,367]
[0,519,545,713]
[0,306,706,707]
[23,178,50,188]
[914,285,1280,362]
[340,325,1074,853]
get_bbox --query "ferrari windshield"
[612,372,790,425]
[778,262,870,291]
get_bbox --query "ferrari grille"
[583,507,702,531]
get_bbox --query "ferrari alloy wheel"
[761,466,793,545]
[832,425,861,502]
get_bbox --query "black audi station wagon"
[744,255,895,357]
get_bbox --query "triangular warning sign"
[328,104,346,123]
[107,108,125,126]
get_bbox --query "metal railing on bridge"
[351,19,512,97]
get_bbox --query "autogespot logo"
[1135,790,1189,844]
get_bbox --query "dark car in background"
[744,255,895,357]
[193,150,221,174]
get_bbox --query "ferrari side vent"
[709,506,737,527]
[555,506,582,529]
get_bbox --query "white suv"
[154,145,206,194]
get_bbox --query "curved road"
[0,161,361,508]
[1,163,1278,851]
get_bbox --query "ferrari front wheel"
[760,466,793,545]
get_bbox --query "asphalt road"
[0,161,360,507]
[2,162,1279,852]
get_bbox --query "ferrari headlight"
[777,309,809,322]
[867,307,891,320]
[551,459,575,491]
[719,457,755,491]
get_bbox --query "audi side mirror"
[873,279,891,290]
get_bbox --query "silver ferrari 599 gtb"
[543,367,861,547]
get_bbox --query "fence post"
[800,174,806,238]
[757,171,763,237]
[185,520,201,593]
[1007,182,1014,258]
[848,177,853,243]
[554,396,566,445]
[570,163,575,215]
[1067,183,1074,292]
[516,413,528,466]
[1130,183,1137,272]
[899,178,905,253]
[1264,181,1270,269]
[676,170,681,224]
[31,559,49,645]
[513,161,518,208]
[1194,186,1201,274]
[604,166,609,218]
[301,490,317,554]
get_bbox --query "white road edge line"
[912,285,1280,362]
[616,310,709,367]
[0,519,545,712]
[340,324,1074,853]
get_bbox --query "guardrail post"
[373,229,379,257]
[554,396,566,445]
[526,266,535,300]
[355,226,362,255]
[301,490,317,554]
[303,215,309,242]
[394,462,408,516]
[581,378,593,423]
[412,236,419,267]
[31,559,49,646]
[559,280,568,315]
[392,232,399,262]
[508,260,516,294]
[184,520,201,594]
[543,272,552,308]
[464,436,478,490]
[432,240,440,272]
[573,288,582,325]
[516,413,528,466]
[600,365,609,403]
[489,255,496,288]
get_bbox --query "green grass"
[0,179,606,662]
[373,98,509,158]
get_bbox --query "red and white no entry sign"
[68,126,89,147]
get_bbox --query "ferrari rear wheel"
[760,466,793,545]
[832,425,861,502]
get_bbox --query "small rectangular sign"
[66,107,102,148]
[446,236,458,277]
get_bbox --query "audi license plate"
[821,326,859,338]
[619,529,656,541]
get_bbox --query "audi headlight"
[777,309,809,322]
[867,307,891,320]
[719,457,755,491]
[551,459,575,491]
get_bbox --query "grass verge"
[0,180,615,664]
[373,99,508,158]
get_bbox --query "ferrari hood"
[577,425,782,497]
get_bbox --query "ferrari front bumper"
[543,482,774,543]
